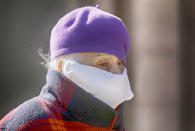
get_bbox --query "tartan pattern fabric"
[0,70,125,131]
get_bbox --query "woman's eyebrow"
[95,53,103,57]
[94,53,111,57]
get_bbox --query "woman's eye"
[99,63,109,67]
[117,61,123,66]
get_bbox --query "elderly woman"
[0,5,134,131]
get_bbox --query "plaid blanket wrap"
[0,70,125,131]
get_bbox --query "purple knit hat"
[50,6,130,64]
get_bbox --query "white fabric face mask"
[61,59,134,109]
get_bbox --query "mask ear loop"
[57,60,63,73]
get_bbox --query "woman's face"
[62,52,124,74]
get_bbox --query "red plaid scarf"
[0,70,125,131]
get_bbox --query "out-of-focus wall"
[180,1,195,131]
[0,0,64,117]
[122,0,180,131]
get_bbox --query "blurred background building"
[0,0,194,131]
